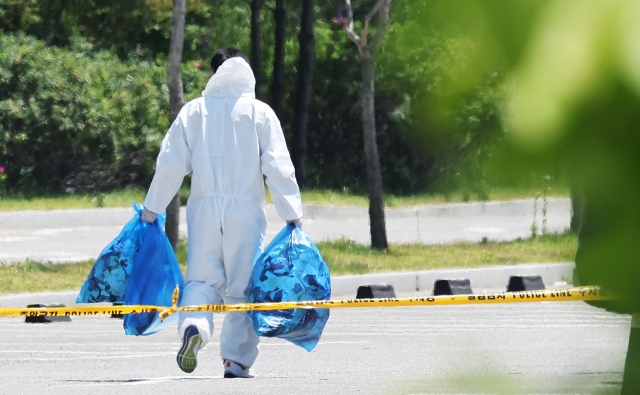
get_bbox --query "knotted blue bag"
[76,203,158,304]
[76,202,183,336]
[248,224,331,352]
[123,220,184,336]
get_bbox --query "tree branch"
[362,0,387,47]
[343,0,362,47]
[365,0,386,22]
[368,0,391,55]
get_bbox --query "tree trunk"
[361,51,388,250]
[41,0,54,39]
[165,0,187,253]
[250,0,265,101]
[291,0,315,189]
[45,0,66,47]
[342,0,390,249]
[271,0,286,120]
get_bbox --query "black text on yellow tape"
[3,305,162,318]
[0,286,608,321]
[174,286,607,316]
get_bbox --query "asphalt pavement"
[0,299,628,395]
[0,198,572,264]
[0,197,631,394]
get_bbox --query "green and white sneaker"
[177,325,202,373]
[223,359,255,378]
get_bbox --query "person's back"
[142,49,303,378]
[189,60,261,198]
[146,57,300,218]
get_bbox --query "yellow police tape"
[0,286,608,321]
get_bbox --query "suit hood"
[201,57,256,98]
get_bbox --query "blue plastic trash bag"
[248,224,331,352]
[76,203,162,304]
[123,220,184,336]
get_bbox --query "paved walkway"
[0,198,572,264]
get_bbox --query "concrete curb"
[331,262,574,297]
[0,262,574,307]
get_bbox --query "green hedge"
[0,33,206,196]
[0,29,510,198]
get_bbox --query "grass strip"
[319,233,577,275]
[0,188,148,211]
[0,260,96,295]
[0,233,577,295]
[303,186,570,208]
[0,186,569,212]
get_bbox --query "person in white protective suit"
[140,48,303,378]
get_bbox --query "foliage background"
[0,0,550,198]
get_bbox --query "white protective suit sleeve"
[259,111,303,221]
[144,108,193,215]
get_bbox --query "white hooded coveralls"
[144,58,303,368]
